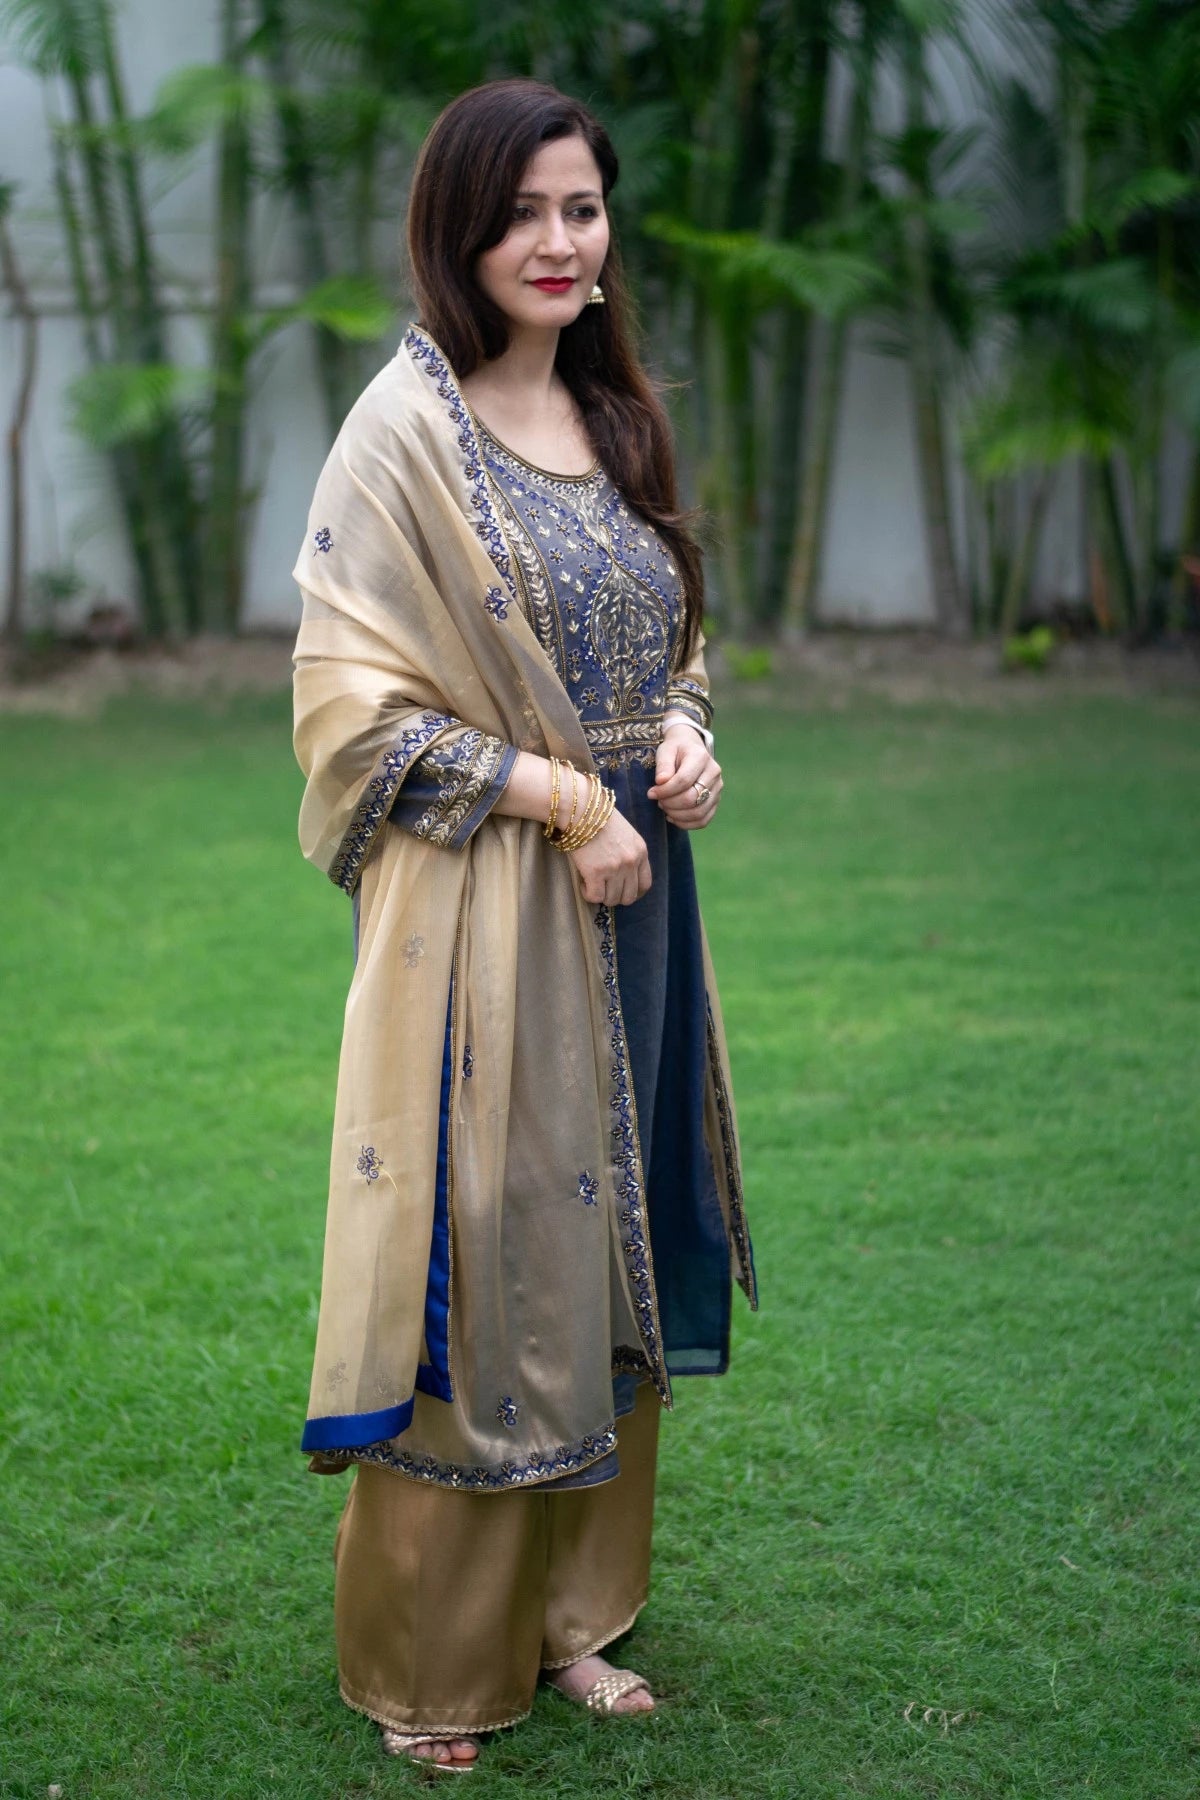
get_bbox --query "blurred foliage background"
[2,0,1200,649]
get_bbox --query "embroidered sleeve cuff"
[665,678,714,733]
[390,725,518,850]
[329,710,459,894]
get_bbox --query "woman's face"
[474,133,610,336]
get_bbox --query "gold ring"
[693,781,710,804]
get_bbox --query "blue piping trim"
[416,977,454,1403]
[301,1396,414,1453]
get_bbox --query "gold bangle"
[555,773,613,852]
[557,773,602,851]
[554,759,597,842]
[542,756,561,840]
[561,762,579,840]
[552,785,587,851]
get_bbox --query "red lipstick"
[532,277,575,292]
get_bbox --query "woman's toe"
[401,1739,451,1762]
[449,1737,479,1761]
[615,1688,655,1714]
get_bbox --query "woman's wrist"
[493,750,572,826]
[550,760,614,852]
[661,712,714,752]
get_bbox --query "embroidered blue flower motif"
[496,1395,519,1428]
[462,1044,475,1080]
[578,1170,599,1207]
[403,933,425,967]
[313,526,333,555]
[484,585,509,622]
[356,1145,382,1183]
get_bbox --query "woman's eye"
[510,203,600,223]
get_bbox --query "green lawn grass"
[1,690,1197,1800]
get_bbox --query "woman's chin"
[503,294,587,332]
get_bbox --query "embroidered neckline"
[470,408,604,486]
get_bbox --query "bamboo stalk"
[900,26,965,636]
[97,9,202,631]
[701,300,750,633]
[999,474,1052,636]
[62,32,193,634]
[257,0,349,436]
[1097,455,1137,631]
[203,0,252,634]
[52,114,166,634]
[761,0,831,626]
[1167,446,1200,631]
[686,14,757,636]
[1,205,38,648]
[781,6,875,638]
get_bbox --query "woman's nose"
[537,215,573,257]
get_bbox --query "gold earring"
[587,283,605,305]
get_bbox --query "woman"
[291,77,757,1771]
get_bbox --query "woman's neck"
[463,325,561,410]
[459,320,595,475]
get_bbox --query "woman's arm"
[391,732,651,908]
[492,752,652,909]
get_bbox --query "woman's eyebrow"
[515,188,602,202]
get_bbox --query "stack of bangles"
[542,757,616,852]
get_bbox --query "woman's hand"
[569,808,652,907]
[648,724,722,828]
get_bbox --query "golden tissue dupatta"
[292,325,756,1491]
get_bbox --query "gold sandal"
[550,1666,655,1716]
[380,1728,480,1770]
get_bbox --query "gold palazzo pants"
[332,1380,661,1738]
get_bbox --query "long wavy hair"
[406,77,704,669]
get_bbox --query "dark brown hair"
[406,77,704,668]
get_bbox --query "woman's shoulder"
[336,342,429,446]
[325,332,470,490]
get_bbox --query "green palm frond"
[603,103,678,214]
[894,0,962,37]
[980,76,1063,256]
[139,64,275,156]
[642,215,886,318]
[67,363,215,449]
[250,275,395,352]
[1008,257,1159,338]
[0,0,107,78]
[922,196,985,238]
[269,85,432,169]
[1104,168,1200,233]
[963,350,1132,480]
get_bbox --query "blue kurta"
[385,419,733,1460]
